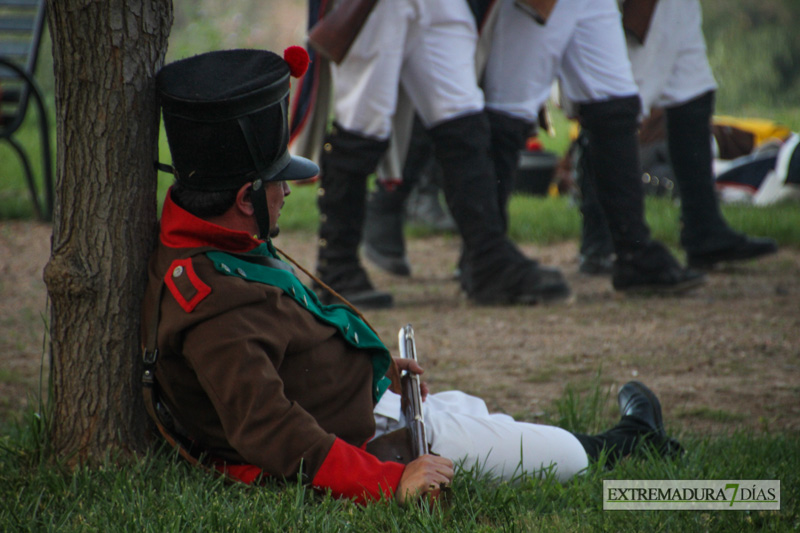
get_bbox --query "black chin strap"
[250,178,271,239]
[237,100,291,240]
[237,112,272,239]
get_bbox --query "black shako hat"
[156,48,318,191]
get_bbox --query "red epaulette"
[163,258,211,313]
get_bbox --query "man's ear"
[235,182,255,217]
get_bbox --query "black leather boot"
[578,96,705,293]
[315,123,393,309]
[487,109,535,233]
[363,115,455,276]
[665,92,777,268]
[405,173,457,232]
[575,131,615,274]
[363,179,412,276]
[572,381,683,467]
[427,112,570,305]
[402,116,457,232]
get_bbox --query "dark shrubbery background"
[702,0,800,113]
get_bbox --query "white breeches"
[330,0,484,139]
[626,0,717,114]
[374,390,589,483]
[482,0,639,122]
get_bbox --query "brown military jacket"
[141,192,404,502]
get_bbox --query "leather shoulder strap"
[141,280,213,471]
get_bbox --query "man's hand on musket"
[395,454,454,505]
[393,357,429,400]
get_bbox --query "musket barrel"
[398,324,428,457]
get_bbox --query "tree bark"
[44,0,173,464]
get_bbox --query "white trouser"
[330,0,484,139]
[482,0,639,122]
[374,390,589,483]
[625,0,717,114]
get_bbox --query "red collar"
[160,189,263,252]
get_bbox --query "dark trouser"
[316,123,388,288]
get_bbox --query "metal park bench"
[0,0,53,221]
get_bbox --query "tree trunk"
[43,0,173,464]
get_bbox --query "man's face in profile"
[265,180,291,238]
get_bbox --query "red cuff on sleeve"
[312,438,406,504]
[214,463,264,485]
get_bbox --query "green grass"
[0,119,52,220]
[677,406,749,424]
[3,7,798,529]
[154,175,800,250]
[10,147,800,253]
[513,194,800,249]
[152,100,800,250]
[1,382,797,532]
[6,86,800,252]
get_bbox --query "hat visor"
[270,154,319,182]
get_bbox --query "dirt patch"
[2,220,799,437]
[0,221,52,419]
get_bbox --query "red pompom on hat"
[283,46,310,78]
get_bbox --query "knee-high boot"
[315,123,393,309]
[578,96,651,255]
[575,130,615,274]
[579,96,705,292]
[487,109,534,233]
[403,115,456,232]
[427,112,570,305]
[363,178,413,276]
[363,115,436,277]
[666,91,777,267]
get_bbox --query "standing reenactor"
[304,0,570,309]
[482,0,706,292]
[576,0,777,272]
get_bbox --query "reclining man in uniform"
[142,48,682,505]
